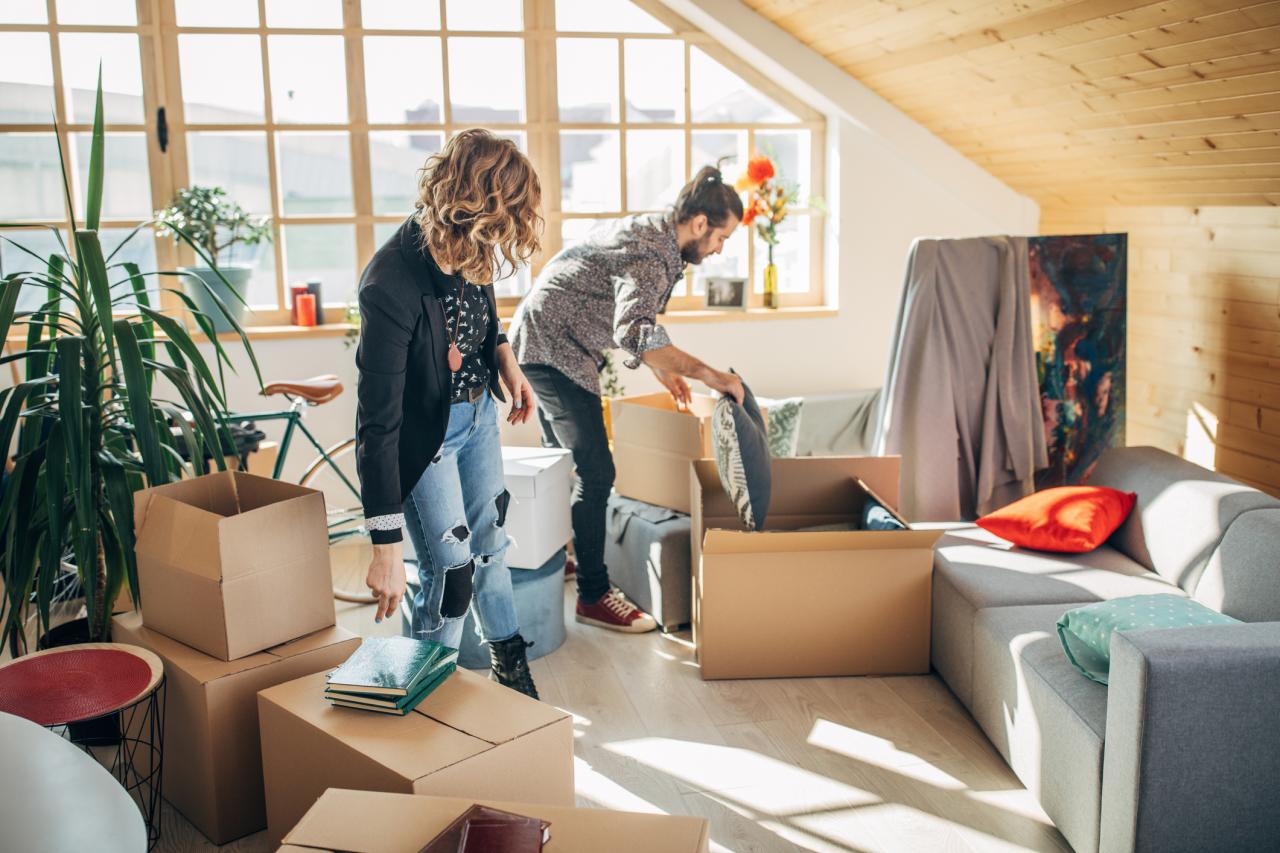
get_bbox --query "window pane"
[187,132,272,214]
[374,221,400,249]
[72,133,151,220]
[265,0,342,28]
[755,130,811,200]
[692,130,746,183]
[363,0,440,29]
[60,34,145,124]
[175,0,259,27]
[557,39,617,123]
[282,224,356,305]
[370,131,441,215]
[268,36,348,123]
[2,228,69,312]
[276,132,353,215]
[220,232,276,308]
[492,266,529,299]
[690,48,797,123]
[1,1,46,24]
[56,0,135,25]
[624,40,682,123]
[559,218,602,250]
[448,38,524,123]
[754,215,809,294]
[179,35,265,124]
[560,131,619,213]
[555,0,668,33]
[446,0,521,31]
[364,37,443,124]
[691,224,746,295]
[0,34,55,123]
[626,129,683,211]
[0,134,64,220]
[101,227,160,309]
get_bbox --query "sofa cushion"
[1192,508,1280,622]
[931,525,1181,708]
[1089,446,1280,590]
[711,374,771,531]
[977,486,1137,553]
[972,603,1109,853]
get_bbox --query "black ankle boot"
[489,634,539,700]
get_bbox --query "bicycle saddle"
[261,375,344,404]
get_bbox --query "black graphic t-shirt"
[439,281,492,403]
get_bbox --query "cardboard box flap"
[267,625,359,660]
[283,789,710,853]
[702,526,944,554]
[501,447,573,499]
[260,671,491,779]
[411,667,568,745]
[110,611,276,683]
[133,492,225,580]
[219,490,328,581]
[229,470,323,512]
[611,393,715,458]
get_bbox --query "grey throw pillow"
[712,372,771,531]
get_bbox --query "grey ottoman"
[604,493,692,631]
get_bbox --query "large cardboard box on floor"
[502,446,574,569]
[280,788,710,853]
[133,470,335,660]
[691,456,943,680]
[111,612,359,844]
[258,668,575,847]
[611,392,718,513]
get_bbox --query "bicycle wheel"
[299,438,377,604]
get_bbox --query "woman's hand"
[651,364,692,409]
[497,342,536,425]
[366,541,406,623]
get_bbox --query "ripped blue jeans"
[403,392,519,650]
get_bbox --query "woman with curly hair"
[355,129,542,698]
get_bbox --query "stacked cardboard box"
[610,392,719,513]
[118,471,348,844]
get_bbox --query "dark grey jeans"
[521,364,614,604]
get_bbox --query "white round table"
[0,711,148,852]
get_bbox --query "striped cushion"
[712,373,771,531]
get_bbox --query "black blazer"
[355,216,507,544]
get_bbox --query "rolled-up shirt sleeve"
[612,263,673,368]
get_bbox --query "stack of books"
[324,636,458,716]
[418,804,551,852]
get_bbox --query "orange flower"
[741,203,759,226]
[734,173,757,193]
[746,155,775,184]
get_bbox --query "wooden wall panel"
[1041,206,1280,497]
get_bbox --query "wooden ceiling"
[740,0,1280,207]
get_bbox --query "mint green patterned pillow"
[1057,594,1239,685]
[765,397,804,458]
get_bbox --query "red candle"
[290,285,310,324]
[296,293,316,327]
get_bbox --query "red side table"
[0,643,166,849]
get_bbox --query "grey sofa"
[930,446,1280,853]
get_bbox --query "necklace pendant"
[447,342,463,372]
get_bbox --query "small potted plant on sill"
[155,185,271,333]
[600,349,626,441]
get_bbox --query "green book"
[328,664,457,716]
[326,636,456,697]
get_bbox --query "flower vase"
[763,244,778,309]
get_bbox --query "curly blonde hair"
[414,129,543,284]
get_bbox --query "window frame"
[2,0,826,330]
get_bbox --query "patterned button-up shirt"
[510,213,683,395]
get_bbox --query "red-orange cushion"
[976,486,1137,553]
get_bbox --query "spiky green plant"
[0,69,262,651]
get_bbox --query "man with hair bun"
[510,166,745,635]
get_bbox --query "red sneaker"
[563,557,576,583]
[576,587,657,633]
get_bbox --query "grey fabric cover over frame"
[603,493,692,631]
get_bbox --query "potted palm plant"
[155,185,271,333]
[0,70,261,660]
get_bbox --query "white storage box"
[502,447,574,569]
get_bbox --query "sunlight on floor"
[807,718,967,789]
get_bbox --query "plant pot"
[37,617,123,746]
[181,264,252,333]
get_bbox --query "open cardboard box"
[280,788,711,853]
[691,456,943,679]
[611,392,719,513]
[111,612,359,844]
[133,470,335,660]
[258,668,575,848]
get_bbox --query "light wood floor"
[152,582,1070,853]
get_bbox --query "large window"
[0,0,825,327]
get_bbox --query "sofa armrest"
[1099,622,1280,853]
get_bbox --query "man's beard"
[680,235,714,265]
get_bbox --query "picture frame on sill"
[704,276,748,311]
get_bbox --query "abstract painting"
[1029,234,1128,488]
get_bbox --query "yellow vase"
[763,262,778,309]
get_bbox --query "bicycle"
[216,375,375,604]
